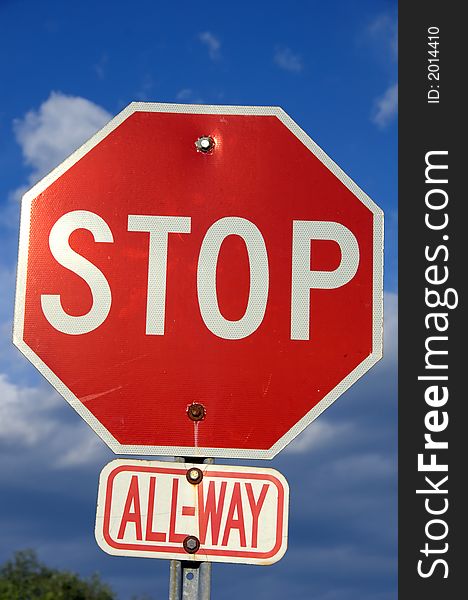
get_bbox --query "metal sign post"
[169,560,212,600]
[169,458,213,600]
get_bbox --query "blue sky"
[0,1,397,598]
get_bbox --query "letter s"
[417,559,449,578]
[41,210,113,334]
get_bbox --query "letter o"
[425,518,448,541]
[425,189,449,210]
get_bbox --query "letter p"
[291,221,360,340]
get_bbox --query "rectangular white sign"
[95,459,289,565]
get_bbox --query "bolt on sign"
[13,103,383,459]
[95,460,289,565]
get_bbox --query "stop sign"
[13,103,383,459]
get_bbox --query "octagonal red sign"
[13,103,383,459]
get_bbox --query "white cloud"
[176,88,193,101]
[13,91,111,186]
[135,73,155,101]
[365,14,397,129]
[0,372,108,469]
[55,434,106,468]
[198,31,221,60]
[372,83,398,128]
[326,452,395,482]
[285,419,356,454]
[0,373,58,445]
[1,92,112,226]
[93,53,108,80]
[368,14,398,60]
[175,88,204,104]
[274,46,303,73]
[0,265,35,381]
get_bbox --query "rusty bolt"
[186,467,203,485]
[187,403,205,422]
[183,535,200,554]
[195,135,215,153]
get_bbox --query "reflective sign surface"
[14,103,383,458]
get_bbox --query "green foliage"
[0,549,115,600]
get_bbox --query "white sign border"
[13,102,384,459]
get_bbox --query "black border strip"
[399,4,464,597]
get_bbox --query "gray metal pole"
[169,560,182,599]
[198,561,212,600]
[181,561,201,600]
[168,457,213,600]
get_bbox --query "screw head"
[195,135,215,153]
[183,535,200,554]
[186,467,203,485]
[187,403,205,421]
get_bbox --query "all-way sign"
[95,460,289,565]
